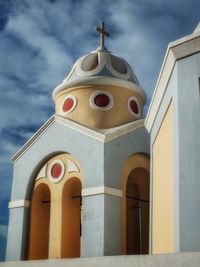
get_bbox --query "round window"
[61,95,77,114]
[90,90,113,111]
[48,159,65,183]
[51,163,62,179]
[128,96,140,117]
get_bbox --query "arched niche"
[26,152,83,260]
[61,177,82,258]
[27,182,50,260]
[121,153,150,255]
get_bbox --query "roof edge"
[145,27,200,132]
[12,115,55,163]
[52,76,146,102]
[12,115,145,163]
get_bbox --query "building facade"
[6,22,200,261]
[146,22,200,253]
[6,23,150,260]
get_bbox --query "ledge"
[12,115,145,163]
[8,200,30,209]
[3,252,200,267]
[145,30,200,133]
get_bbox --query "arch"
[61,177,82,258]
[26,152,84,260]
[121,153,150,255]
[25,151,68,200]
[27,183,51,260]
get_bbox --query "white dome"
[64,47,139,84]
[53,47,146,103]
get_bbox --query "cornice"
[145,31,200,133]
[9,200,30,209]
[12,115,145,163]
[82,186,122,198]
[55,115,145,143]
[52,76,146,103]
[12,116,55,163]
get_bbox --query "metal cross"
[96,21,110,49]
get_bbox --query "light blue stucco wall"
[102,126,149,256]
[104,195,121,256]
[81,195,104,257]
[150,51,200,253]
[6,207,29,261]
[7,121,105,261]
[176,53,200,252]
[6,120,150,261]
[104,126,150,189]
[11,122,105,202]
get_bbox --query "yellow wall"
[28,183,50,260]
[61,178,81,258]
[152,103,174,253]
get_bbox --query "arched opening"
[27,183,50,260]
[61,177,82,258]
[26,153,83,260]
[121,154,150,255]
[126,168,149,254]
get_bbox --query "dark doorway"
[126,168,149,254]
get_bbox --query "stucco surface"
[152,103,174,253]
[176,53,200,251]
[2,253,200,267]
[7,119,150,260]
[149,51,200,253]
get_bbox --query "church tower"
[6,22,150,261]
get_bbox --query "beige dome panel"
[54,84,145,129]
[81,53,99,71]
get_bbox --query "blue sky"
[0,0,200,261]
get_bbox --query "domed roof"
[53,47,146,102]
[64,47,139,85]
[53,21,146,102]
[52,22,147,130]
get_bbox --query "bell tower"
[6,22,150,261]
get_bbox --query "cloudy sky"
[0,0,200,261]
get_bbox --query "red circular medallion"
[94,94,110,107]
[129,99,139,114]
[51,163,62,179]
[62,98,74,112]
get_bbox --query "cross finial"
[95,21,110,50]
